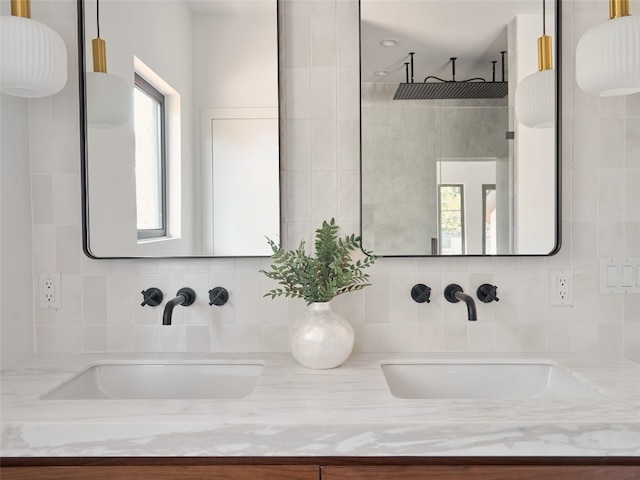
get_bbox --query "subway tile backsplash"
[25,0,639,361]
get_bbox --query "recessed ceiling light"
[380,38,398,47]
[374,70,389,76]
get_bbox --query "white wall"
[0,0,637,362]
[0,94,35,367]
[192,11,278,109]
[192,9,280,255]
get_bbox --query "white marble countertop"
[1,352,639,457]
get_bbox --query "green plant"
[261,219,378,304]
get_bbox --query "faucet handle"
[477,283,499,303]
[411,284,431,303]
[208,287,229,306]
[141,287,163,307]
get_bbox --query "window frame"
[437,183,466,255]
[482,184,497,255]
[134,73,168,240]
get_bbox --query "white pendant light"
[0,0,67,97]
[515,0,555,129]
[576,0,640,97]
[86,0,131,129]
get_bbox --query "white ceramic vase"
[289,302,354,369]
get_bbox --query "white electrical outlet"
[39,273,61,309]
[550,270,573,306]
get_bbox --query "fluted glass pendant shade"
[86,71,131,129]
[85,0,131,130]
[515,69,555,128]
[515,29,555,129]
[0,11,67,97]
[576,14,640,96]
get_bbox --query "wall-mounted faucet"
[444,284,477,321]
[411,284,431,303]
[477,283,499,303]
[208,287,229,306]
[162,288,196,326]
[140,287,163,307]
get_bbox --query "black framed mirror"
[360,0,561,256]
[78,0,281,258]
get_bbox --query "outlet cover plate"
[550,270,573,306]
[39,273,61,309]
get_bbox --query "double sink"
[42,360,602,400]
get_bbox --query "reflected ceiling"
[361,0,546,83]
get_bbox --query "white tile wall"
[0,93,35,368]
[14,0,640,361]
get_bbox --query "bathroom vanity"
[2,457,638,479]
[1,352,639,478]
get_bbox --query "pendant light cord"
[542,0,546,35]
[92,0,107,73]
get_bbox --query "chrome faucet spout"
[162,288,196,326]
[444,284,477,321]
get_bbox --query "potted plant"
[261,219,377,369]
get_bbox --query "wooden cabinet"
[2,457,639,480]
[0,464,319,480]
[321,465,640,480]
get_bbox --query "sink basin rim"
[41,360,264,400]
[380,359,604,400]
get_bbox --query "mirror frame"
[358,0,562,258]
[76,0,283,259]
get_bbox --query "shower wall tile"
[598,96,626,118]
[285,14,310,67]
[310,14,336,67]
[572,118,598,169]
[572,169,598,221]
[338,170,359,222]
[625,222,640,257]
[83,325,108,352]
[311,119,337,170]
[311,170,338,222]
[31,175,54,225]
[53,173,80,225]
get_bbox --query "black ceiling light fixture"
[393,52,508,100]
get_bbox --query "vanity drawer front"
[1,465,320,480]
[321,465,640,480]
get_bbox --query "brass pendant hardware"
[610,0,630,19]
[538,34,553,71]
[92,38,107,73]
[11,0,31,18]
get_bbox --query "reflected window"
[134,73,166,239]
[483,184,497,254]
[438,184,465,255]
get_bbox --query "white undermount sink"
[381,362,603,399]
[42,363,263,400]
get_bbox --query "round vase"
[289,302,354,369]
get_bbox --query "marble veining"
[1,352,639,457]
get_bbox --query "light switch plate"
[599,258,640,295]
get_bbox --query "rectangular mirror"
[360,0,561,256]
[78,0,280,258]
